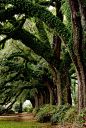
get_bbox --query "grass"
[0,113,56,128]
[0,121,54,128]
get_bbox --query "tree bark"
[45,81,53,105]
[33,92,38,108]
[45,87,50,104]
[19,102,22,113]
[49,65,60,105]
[57,70,72,105]
[69,0,86,114]
[78,0,86,49]
[38,90,43,107]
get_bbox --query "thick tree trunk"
[57,70,72,105]
[51,0,64,106]
[76,66,86,114]
[78,0,86,49]
[50,66,60,105]
[69,0,86,114]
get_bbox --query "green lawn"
[0,114,56,128]
[0,121,54,128]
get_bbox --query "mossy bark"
[57,71,72,105]
[69,0,86,114]
[37,90,43,107]
[45,81,53,105]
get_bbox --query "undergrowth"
[32,104,86,127]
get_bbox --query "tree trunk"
[57,70,72,105]
[45,81,53,105]
[78,0,86,49]
[45,87,50,104]
[50,65,60,105]
[69,0,86,114]
[50,0,63,106]
[38,90,43,107]
[33,92,38,108]
[52,83,57,105]
[19,102,22,113]
[76,67,86,114]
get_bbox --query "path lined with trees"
[0,0,86,121]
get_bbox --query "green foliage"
[67,109,86,127]
[0,0,71,44]
[0,0,86,120]
[28,107,33,113]
[35,104,57,122]
[13,103,20,112]
[81,0,86,7]
[63,106,77,125]
[23,106,29,112]
[78,110,86,125]
[61,0,72,32]
[51,104,71,125]
[32,107,40,117]
[59,51,71,72]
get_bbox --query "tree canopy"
[0,0,86,114]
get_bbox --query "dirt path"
[0,113,35,121]
[0,113,67,128]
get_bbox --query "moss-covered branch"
[35,18,50,46]
[0,71,20,87]
[0,0,71,44]
[9,28,59,68]
[0,18,26,48]
[7,52,38,64]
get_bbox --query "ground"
[0,113,67,128]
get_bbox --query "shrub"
[23,106,29,112]
[76,109,86,127]
[63,106,77,125]
[35,104,58,122]
[32,107,40,117]
[51,104,71,125]
[13,103,20,112]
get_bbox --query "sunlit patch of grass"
[0,121,55,128]
[0,117,55,128]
